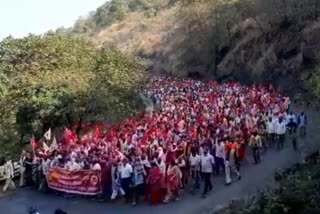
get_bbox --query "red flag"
[64,128,75,144]
[30,137,36,148]
[94,126,101,139]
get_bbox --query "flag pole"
[32,146,36,158]
[31,135,36,158]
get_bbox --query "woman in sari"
[146,162,164,205]
[164,160,182,203]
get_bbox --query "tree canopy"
[0,34,145,145]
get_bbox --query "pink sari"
[167,165,182,192]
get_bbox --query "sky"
[0,0,106,40]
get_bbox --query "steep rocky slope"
[86,0,320,100]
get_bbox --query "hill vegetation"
[0,34,145,157]
[0,1,319,212]
[2,0,320,153]
[56,0,178,37]
[63,0,320,106]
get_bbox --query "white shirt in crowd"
[66,160,81,171]
[157,160,166,174]
[141,159,151,168]
[42,159,51,175]
[286,113,297,124]
[266,120,275,134]
[4,161,14,179]
[199,146,204,156]
[189,154,200,167]
[120,163,133,179]
[200,153,215,173]
[276,120,287,135]
[215,142,226,159]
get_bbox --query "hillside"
[66,0,320,104]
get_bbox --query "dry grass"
[89,0,320,92]
[92,8,178,57]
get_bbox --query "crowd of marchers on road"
[1,76,308,211]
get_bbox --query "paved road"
[1,109,319,214]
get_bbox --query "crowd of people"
[2,76,308,206]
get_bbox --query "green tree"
[0,34,145,146]
[109,0,130,21]
[73,14,96,35]
[300,66,320,106]
[0,73,8,97]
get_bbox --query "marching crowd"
[2,76,308,207]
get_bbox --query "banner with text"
[46,168,102,195]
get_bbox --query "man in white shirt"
[298,112,307,137]
[140,155,151,173]
[189,149,200,191]
[276,117,287,150]
[19,150,26,187]
[157,158,166,175]
[3,158,15,192]
[287,112,298,134]
[249,132,262,164]
[39,156,51,191]
[200,147,215,198]
[123,141,134,155]
[215,140,225,175]
[266,117,275,146]
[120,158,133,203]
[66,158,80,171]
[286,112,297,125]
[131,132,139,147]
[225,146,241,185]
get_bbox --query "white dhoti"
[225,160,240,184]
[111,185,125,200]
[19,166,25,187]
[3,177,16,192]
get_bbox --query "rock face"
[91,6,320,96]
[214,20,320,96]
[219,23,312,74]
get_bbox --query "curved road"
[1,108,319,214]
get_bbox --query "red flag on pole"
[30,137,36,148]
[64,128,75,144]
[94,126,101,139]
